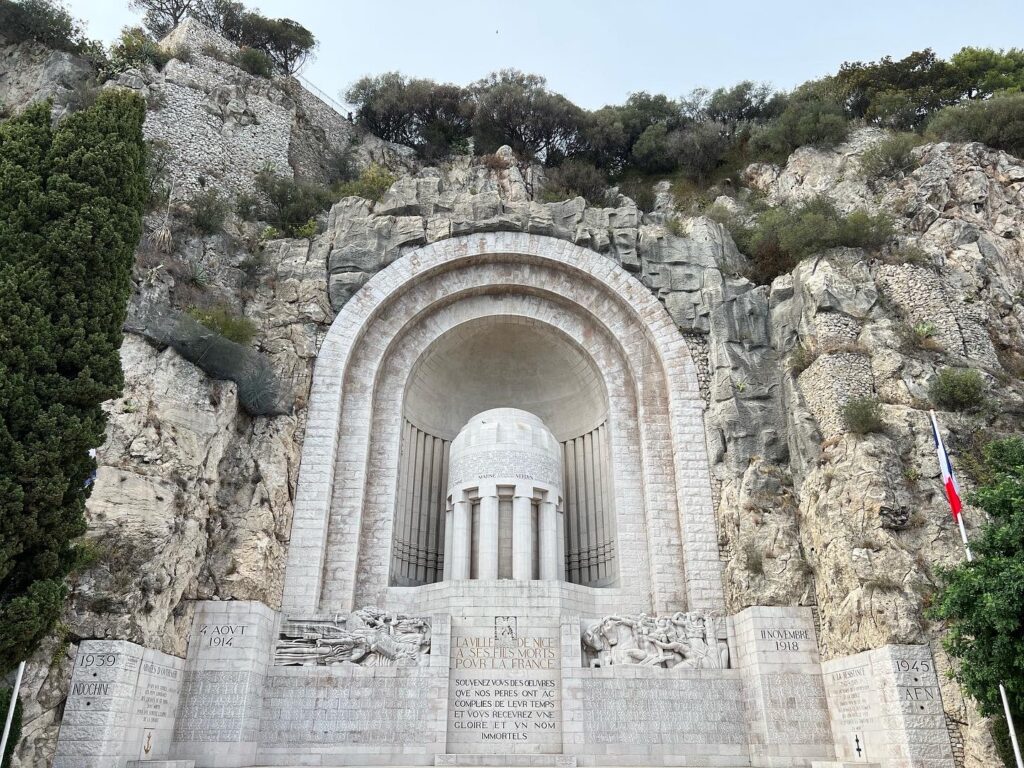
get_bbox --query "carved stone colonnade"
[281,232,725,616]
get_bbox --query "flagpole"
[957,513,973,562]
[930,410,1023,768]
[0,660,25,761]
[1002,684,1024,768]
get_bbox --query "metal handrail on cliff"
[295,73,351,118]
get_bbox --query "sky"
[66,0,1024,110]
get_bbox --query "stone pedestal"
[168,601,276,768]
[53,599,959,768]
[822,645,955,768]
[732,607,836,767]
[54,640,185,768]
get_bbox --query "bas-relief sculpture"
[582,612,730,669]
[274,607,431,667]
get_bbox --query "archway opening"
[390,316,618,588]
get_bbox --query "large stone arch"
[281,232,723,615]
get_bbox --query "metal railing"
[295,73,350,117]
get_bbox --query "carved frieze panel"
[275,607,431,666]
[581,611,729,669]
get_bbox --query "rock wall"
[0,32,95,118]
[114,18,412,200]
[3,22,1021,768]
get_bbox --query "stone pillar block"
[512,493,534,579]
[451,497,472,579]
[732,606,836,767]
[538,500,558,580]
[54,640,185,768]
[169,600,276,768]
[478,494,500,579]
[822,644,955,768]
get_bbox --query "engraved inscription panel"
[448,449,561,488]
[828,663,873,731]
[580,678,746,745]
[761,673,832,745]
[448,618,561,753]
[172,671,264,743]
[261,673,437,745]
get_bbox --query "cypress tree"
[0,89,147,672]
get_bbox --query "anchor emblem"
[143,732,152,755]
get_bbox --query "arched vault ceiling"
[404,316,608,441]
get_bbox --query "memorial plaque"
[447,616,561,753]
[580,678,746,745]
[761,672,833,745]
[827,663,872,732]
[261,672,438,745]
[172,670,265,743]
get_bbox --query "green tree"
[0,0,104,58]
[949,47,1024,99]
[695,81,787,137]
[346,73,473,161]
[930,438,1024,761]
[927,93,1024,158]
[238,14,315,74]
[188,0,243,36]
[830,48,962,129]
[749,89,849,160]
[129,0,194,38]
[0,90,147,673]
[471,70,588,163]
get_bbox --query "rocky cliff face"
[4,26,1021,768]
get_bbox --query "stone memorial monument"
[54,233,956,767]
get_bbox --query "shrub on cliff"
[334,164,396,203]
[185,187,229,234]
[930,367,986,411]
[724,196,892,284]
[749,91,850,160]
[233,46,273,78]
[927,93,1024,158]
[842,397,885,434]
[254,169,334,235]
[187,305,256,345]
[541,160,608,206]
[860,133,923,179]
[108,25,172,73]
[0,91,147,673]
[930,437,1024,766]
[0,0,104,58]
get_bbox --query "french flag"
[929,411,963,521]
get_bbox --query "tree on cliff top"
[129,0,194,38]
[0,90,147,673]
[130,0,316,75]
[930,437,1024,763]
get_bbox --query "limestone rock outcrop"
[0,33,95,118]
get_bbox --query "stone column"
[538,498,558,580]
[557,507,567,581]
[450,494,471,580]
[442,504,453,581]
[478,492,500,579]
[512,490,534,580]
